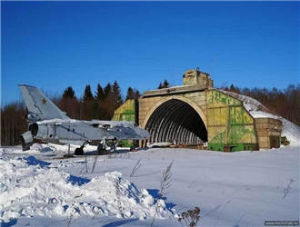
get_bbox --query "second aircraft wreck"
[19,85,150,154]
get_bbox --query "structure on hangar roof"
[113,69,282,151]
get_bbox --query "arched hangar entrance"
[143,98,207,145]
[113,69,282,151]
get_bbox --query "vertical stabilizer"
[19,85,69,122]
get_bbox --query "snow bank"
[0,156,169,224]
[279,118,300,146]
[220,90,269,113]
[220,90,300,146]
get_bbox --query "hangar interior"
[145,99,207,145]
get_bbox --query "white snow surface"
[0,144,299,226]
[0,148,170,225]
[220,90,300,146]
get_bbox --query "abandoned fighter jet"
[19,85,149,154]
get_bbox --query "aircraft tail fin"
[19,84,69,122]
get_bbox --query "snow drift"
[0,156,170,224]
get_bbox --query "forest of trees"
[1,81,299,146]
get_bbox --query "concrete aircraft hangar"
[113,69,282,151]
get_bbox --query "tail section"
[19,85,69,122]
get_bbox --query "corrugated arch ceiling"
[145,99,207,145]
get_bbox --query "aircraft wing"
[85,120,149,140]
[106,125,150,140]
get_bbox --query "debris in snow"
[148,142,172,148]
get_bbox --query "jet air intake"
[29,123,38,136]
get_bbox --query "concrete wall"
[206,89,258,151]
[255,118,282,149]
[139,96,162,127]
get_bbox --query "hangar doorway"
[145,99,207,145]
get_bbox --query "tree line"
[60,82,140,120]
[1,81,299,146]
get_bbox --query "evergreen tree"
[96,83,105,100]
[81,85,95,120]
[101,83,113,120]
[63,86,75,99]
[60,86,79,119]
[104,83,112,98]
[112,81,123,108]
[162,80,169,88]
[126,87,135,100]
[158,80,170,89]
[83,85,94,101]
[229,84,240,94]
[95,83,105,119]
[158,82,162,89]
[134,90,140,100]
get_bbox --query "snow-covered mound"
[0,156,170,223]
[278,118,300,146]
[220,90,269,113]
[221,90,300,146]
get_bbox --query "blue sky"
[2,1,299,105]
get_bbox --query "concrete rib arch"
[142,96,207,145]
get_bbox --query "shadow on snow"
[23,156,50,167]
[0,218,17,227]
[102,218,139,227]
[147,189,176,210]
[67,175,90,186]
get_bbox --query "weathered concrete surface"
[255,118,282,149]
[114,69,282,151]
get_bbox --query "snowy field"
[0,144,299,227]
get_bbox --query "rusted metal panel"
[207,90,258,151]
[112,99,136,122]
[112,99,137,147]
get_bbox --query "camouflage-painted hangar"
[113,69,282,151]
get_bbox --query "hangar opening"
[113,69,283,151]
[145,99,207,145]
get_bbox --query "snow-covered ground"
[0,143,299,227]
